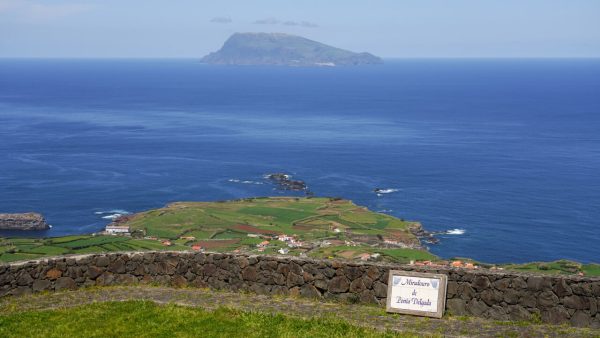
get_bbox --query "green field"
[122,197,417,239]
[0,301,405,338]
[0,236,188,263]
[1,197,598,276]
[500,260,600,276]
[115,197,425,259]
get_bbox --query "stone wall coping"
[2,251,599,282]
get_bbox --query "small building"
[359,253,371,261]
[257,240,270,248]
[191,244,202,251]
[383,238,399,245]
[278,234,292,241]
[180,236,196,241]
[161,240,172,246]
[105,225,130,235]
[278,248,289,255]
[451,260,463,268]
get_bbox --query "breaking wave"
[95,209,130,220]
[446,228,466,235]
[377,209,393,213]
[228,179,264,185]
[374,188,399,196]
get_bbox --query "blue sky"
[1,0,599,58]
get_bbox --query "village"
[102,222,483,270]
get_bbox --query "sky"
[1,0,599,58]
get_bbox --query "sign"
[386,270,447,318]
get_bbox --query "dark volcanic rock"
[265,173,307,191]
[202,32,383,67]
[0,213,49,230]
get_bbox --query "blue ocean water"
[1,59,599,264]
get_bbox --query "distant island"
[201,33,383,67]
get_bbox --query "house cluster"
[277,234,305,248]
[256,240,270,252]
[250,234,309,254]
[344,240,358,247]
[383,237,400,245]
[450,260,477,269]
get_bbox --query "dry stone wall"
[1,251,599,328]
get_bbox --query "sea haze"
[0,59,599,264]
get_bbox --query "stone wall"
[1,252,598,328]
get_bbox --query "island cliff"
[201,32,383,66]
[0,213,49,230]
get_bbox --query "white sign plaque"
[386,270,447,318]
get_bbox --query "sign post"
[385,270,448,318]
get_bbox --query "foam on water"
[228,179,264,185]
[375,188,399,194]
[95,209,130,214]
[95,209,130,220]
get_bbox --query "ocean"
[1,58,599,264]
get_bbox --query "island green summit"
[1,197,598,276]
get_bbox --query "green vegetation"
[0,236,188,263]
[0,197,426,264]
[501,260,600,276]
[1,197,597,276]
[0,301,406,338]
[123,197,417,239]
[309,245,435,264]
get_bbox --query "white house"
[105,225,130,235]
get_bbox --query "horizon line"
[1,56,599,60]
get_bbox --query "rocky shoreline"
[0,213,50,231]
[266,173,308,192]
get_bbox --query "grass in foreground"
[0,300,409,338]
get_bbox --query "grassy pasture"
[0,301,405,338]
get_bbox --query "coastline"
[0,197,598,277]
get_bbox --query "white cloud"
[210,16,232,24]
[253,17,280,25]
[254,17,318,28]
[0,0,95,21]
[282,20,319,28]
